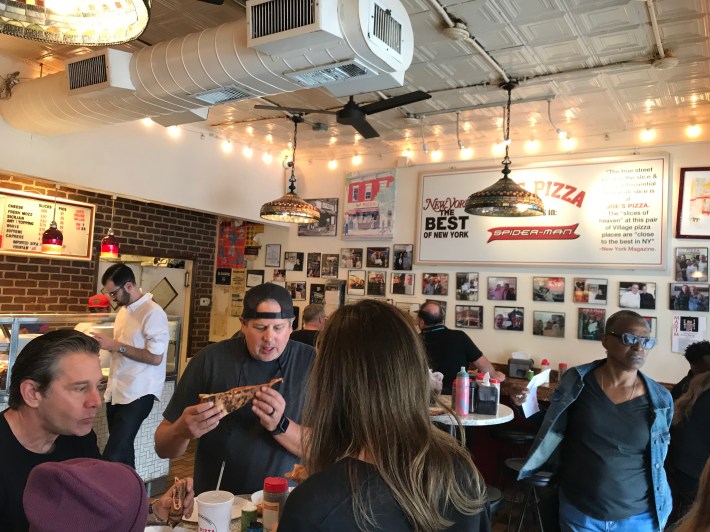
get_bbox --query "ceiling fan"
[254,90,432,139]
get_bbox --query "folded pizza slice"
[199,377,283,416]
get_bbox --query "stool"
[504,457,555,532]
[490,427,537,486]
[486,484,503,519]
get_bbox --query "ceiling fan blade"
[349,119,380,139]
[253,104,337,115]
[359,90,432,115]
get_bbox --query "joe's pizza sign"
[416,155,667,269]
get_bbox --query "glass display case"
[0,313,182,397]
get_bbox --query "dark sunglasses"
[607,331,656,350]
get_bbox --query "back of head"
[101,262,136,286]
[684,340,710,367]
[9,330,100,409]
[302,303,325,324]
[418,302,444,326]
[23,458,147,532]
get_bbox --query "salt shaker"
[263,477,289,531]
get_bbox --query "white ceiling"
[0,0,708,162]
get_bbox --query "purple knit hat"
[23,458,148,532]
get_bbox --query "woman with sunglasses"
[518,310,673,531]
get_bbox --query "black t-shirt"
[669,389,710,480]
[420,326,483,393]
[278,458,490,531]
[289,329,319,347]
[163,337,315,495]
[559,374,652,520]
[0,410,100,532]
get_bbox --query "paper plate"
[183,496,250,523]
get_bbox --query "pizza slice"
[168,476,188,526]
[199,377,283,416]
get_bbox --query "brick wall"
[0,172,216,356]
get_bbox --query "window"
[365,184,372,200]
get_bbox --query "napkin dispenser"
[508,357,534,378]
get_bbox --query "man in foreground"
[155,283,315,495]
[289,304,325,346]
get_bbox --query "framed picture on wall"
[455,272,479,301]
[297,198,338,237]
[619,281,656,310]
[340,247,363,269]
[493,306,524,331]
[533,311,565,337]
[284,252,304,271]
[422,272,449,296]
[577,308,605,341]
[392,244,413,270]
[573,277,607,304]
[532,277,565,302]
[455,305,483,329]
[669,283,709,311]
[391,272,415,295]
[675,247,708,282]
[321,253,340,278]
[272,269,286,282]
[347,270,366,296]
[265,244,281,267]
[642,316,657,338]
[676,167,710,238]
[286,281,306,301]
[487,276,517,301]
[306,252,321,278]
[367,271,387,297]
[366,247,390,268]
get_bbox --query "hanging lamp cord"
[288,117,300,194]
[110,196,116,228]
[503,84,512,164]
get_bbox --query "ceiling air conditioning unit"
[65,49,135,99]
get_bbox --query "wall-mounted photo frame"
[577,308,605,341]
[347,270,366,296]
[642,316,657,338]
[310,283,325,304]
[532,277,565,302]
[455,272,479,301]
[573,277,607,304]
[286,281,306,301]
[246,269,264,287]
[265,244,281,267]
[422,272,449,296]
[672,315,707,353]
[284,251,304,271]
[391,272,415,295]
[488,276,517,301]
[533,311,565,337]
[306,252,321,278]
[395,301,420,322]
[392,244,413,270]
[340,247,363,269]
[669,283,709,311]
[272,269,286,282]
[493,306,524,331]
[455,305,483,329]
[366,246,390,268]
[619,281,656,310]
[367,270,387,297]
[321,253,339,278]
[298,198,338,237]
[676,167,710,239]
[675,247,708,282]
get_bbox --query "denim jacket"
[518,359,673,530]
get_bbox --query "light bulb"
[352,154,362,166]
[525,139,540,153]
[167,126,181,138]
[328,160,338,170]
[460,147,473,159]
[557,129,568,140]
[430,150,442,162]
[492,142,506,156]
[262,152,273,164]
[640,129,655,142]
[561,137,577,150]
[221,140,233,153]
[242,146,253,158]
[687,124,702,138]
[141,117,154,127]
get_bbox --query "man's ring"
[269,408,275,415]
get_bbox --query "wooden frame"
[676,167,710,239]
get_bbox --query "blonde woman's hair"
[674,457,710,532]
[305,300,486,530]
[674,372,710,425]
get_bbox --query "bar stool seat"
[504,457,555,532]
[486,484,504,518]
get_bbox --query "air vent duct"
[193,85,257,105]
[65,49,135,98]
[372,3,402,55]
[284,59,376,87]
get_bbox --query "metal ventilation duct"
[0,0,414,136]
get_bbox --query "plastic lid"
[264,477,289,492]
[559,363,568,367]
[541,358,549,365]
[476,373,485,380]
[490,378,500,384]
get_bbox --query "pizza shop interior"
[1,0,710,530]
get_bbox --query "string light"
[352,154,362,166]
[561,137,577,150]
[686,124,701,138]
[547,100,568,139]
[640,128,655,142]
[525,139,540,153]
[221,139,233,153]
[262,152,273,164]
[141,117,154,127]
[328,160,338,170]
[430,150,442,162]
[167,126,181,138]
[242,145,253,158]
[460,147,474,159]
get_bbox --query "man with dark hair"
[417,301,504,394]
[0,330,102,531]
[672,340,710,400]
[290,304,325,346]
[155,283,315,495]
[92,262,169,468]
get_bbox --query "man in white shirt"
[93,263,169,468]
[620,283,641,308]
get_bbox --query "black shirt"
[420,326,483,394]
[289,328,319,347]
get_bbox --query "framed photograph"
[286,281,306,301]
[532,277,565,302]
[573,277,607,304]
[391,272,415,296]
[366,247,390,268]
[642,316,657,338]
[669,283,709,311]
[488,276,517,301]
[367,271,387,297]
[675,247,708,282]
[455,305,483,329]
[347,270,366,296]
[306,252,321,278]
[392,244,413,271]
[297,198,338,237]
[619,281,656,310]
[343,169,396,240]
[672,315,707,353]
[395,301,420,322]
[340,247,363,269]
[533,311,565,338]
[310,283,325,304]
[265,244,281,267]
[455,272,479,301]
[246,269,264,287]
[272,269,286,282]
[422,272,449,296]
[578,308,605,341]
[321,253,340,278]
[493,306,524,331]
[284,252,304,271]
[676,167,710,239]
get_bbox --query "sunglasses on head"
[607,331,656,350]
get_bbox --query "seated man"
[418,301,505,394]
[0,330,103,531]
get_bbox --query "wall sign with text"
[416,155,668,269]
[0,188,95,260]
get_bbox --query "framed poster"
[455,272,479,301]
[672,315,707,353]
[488,276,517,301]
[393,244,413,270]
[391,272,415,295]
[321,253,339,278]
[619,281,656,310]
[670,283,709,311]
[366,247,390,268]
[675,247,708,282]
[265,244,281,267]
[533,311,565,337]
[417,155,668,268]
[298,198,338,236]
[573,278,607,304]
[286,281,306,301]
[455,305,483,329]
[306,252,321,278]
[676,167,710,238]
[422,273,449,296]
[343,169,396,240]
[284,251,304,271]
[493,306,524,331]
[340,247,363,269]
[578,308,605,341]
[532,276,565,302]
[367,271,387,297]
[347,270,366,296]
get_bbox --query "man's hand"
[91,332,119,352]
[153,477,195,522]
[253,386,286,432]
[177,402,223,439]
[493,370,507,383]
[510,385,530,406]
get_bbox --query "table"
[430,404,514,428]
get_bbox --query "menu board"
[0,188,95,260]
[416,155,668,269]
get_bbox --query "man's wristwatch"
[270,415,290,436]
[147,499,166,525]
[118,345,127,354]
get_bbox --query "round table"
[431,404,514,427]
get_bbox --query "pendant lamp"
[464,82,545,217]
[100,195,120,259]
[0,1,150,46]
[41,185,63,254]
[260,115,321,224]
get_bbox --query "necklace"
[601,370,638,402]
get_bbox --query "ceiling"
[0,0,708,163]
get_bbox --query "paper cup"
[196,490,234,532]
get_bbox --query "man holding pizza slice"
[155,283,314,495]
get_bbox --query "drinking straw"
[216,461,225,491]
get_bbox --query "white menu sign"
[0,188,95,260]
[416,155,668,269]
